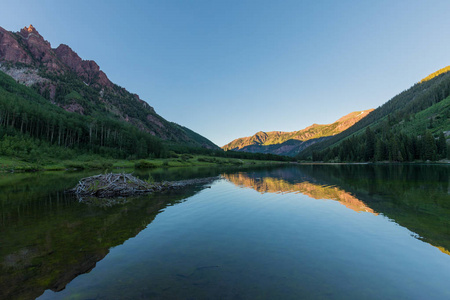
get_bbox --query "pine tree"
[375,139,387,161]
[437,132,447,159]
[364,127,375,161]
[422,130,437,161]
[388,136,399,161]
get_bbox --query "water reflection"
[224,164,450,255]
[0,171,218,300]
[1,164,449,299]
[224,173,377,214]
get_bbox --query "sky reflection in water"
[1,165,448,300]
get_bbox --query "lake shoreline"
[296,160,450,165]
[0,155,289,173]
[2,155,449,173]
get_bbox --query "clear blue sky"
[1,0,450,146]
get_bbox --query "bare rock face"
[0,63,48,86]
[0,25,112,88]
[54,44,112,88]
[17,25,62,71]
[0,27,33,64]
[52,43,82,69]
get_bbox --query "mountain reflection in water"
[0,164,449,300]
[224,164,450,255]
[224,173,377,214]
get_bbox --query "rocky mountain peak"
[24,24,37,33]
[19,24,43,39]
[12,24,61,71]
[0,26,33,64]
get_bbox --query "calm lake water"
[1,164,449,299]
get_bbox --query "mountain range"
[222,109,374,156]
[0,25,448,163]
[223,65,449,161]
[0,25,218,150]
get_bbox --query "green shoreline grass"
[0,154,288,172]
[2,155,447,173]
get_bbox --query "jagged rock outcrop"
[0,25,111,88]
[54,44,112,88]
[17,25,62,71]
[0,26,33,64]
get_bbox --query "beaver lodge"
[69,173,218,199]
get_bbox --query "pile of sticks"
[70,173,221,203]
[72,173,156,198]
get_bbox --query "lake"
[1,164,449,299]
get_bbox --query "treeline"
[312,127,448,162]
[0,72,164,160]
[168,143,293,162]
[215,150,294,161]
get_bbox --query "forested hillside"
[300,67,450,162]
[0,71,165,161]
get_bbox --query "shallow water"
[1,164,449,299]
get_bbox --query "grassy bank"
[0,154,287,172]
